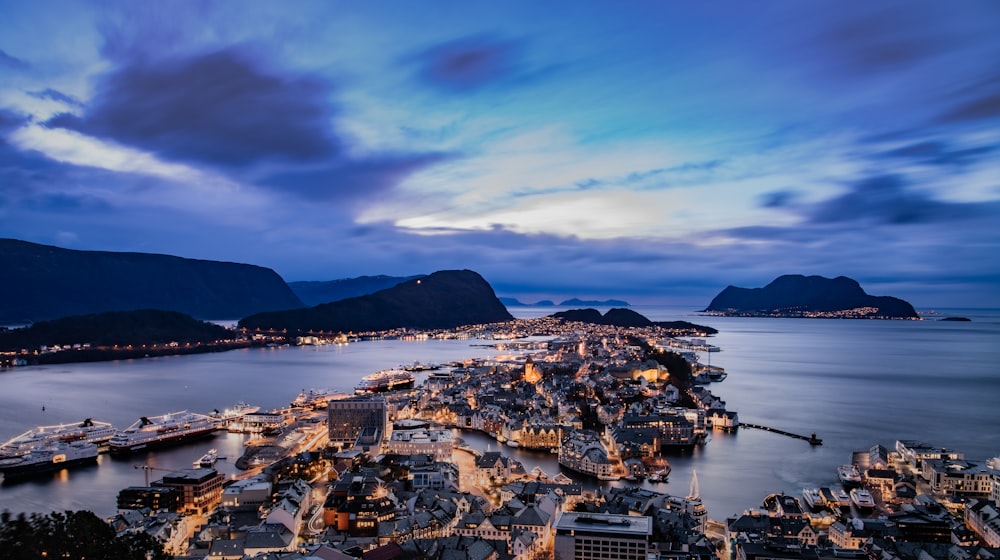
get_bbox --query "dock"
[740,423,822,445]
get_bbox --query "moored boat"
[196,448,219,468]
[1,418,115,459]
[109,411,218,455]
[291,389,343,409]
[850,487,876,509]
[355,369,416,394]
[838,464,863,488]
[802,487,823,509]
[0,442,99,478]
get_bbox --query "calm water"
[1,307,998,522]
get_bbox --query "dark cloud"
[938,75,1000,123]
[0,108,28,134]
[876,140,996,167]
[413,35,524,92]
[0,49,29,70]
[261,152,453,203]
[47,47,339,167]
[27,88,84,108]
[758,190,799,209]
[809,174,983,225]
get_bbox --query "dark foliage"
[0,309,231,351]
[551,308,718,334]
[240,270,514,332]
[0,510,168,560]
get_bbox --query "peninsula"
[703,274,919,319]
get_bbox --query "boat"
[506,440,520,448]
[802,488,823,509]
[838,464,863,488]
[291,389,343,409]
[850,488,876,509]
[217,402,260,421]
[196,448,218,468]
[354,369,416,394]
[832,488,852,508]
[648,469,670,483]
[108,411,219,455]
[1,418,115,459]
[0,442,99,478]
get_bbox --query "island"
[550,307,718,334]
[703,274,919,319]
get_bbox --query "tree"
[0,510,168,560]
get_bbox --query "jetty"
[740,423,823,445]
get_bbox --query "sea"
[1,306,998,522]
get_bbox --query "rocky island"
[703,274,919,319]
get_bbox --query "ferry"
[291,389,344,409]
[838,464,863,488]
[0,442,99,478]
[850,488,876,510]
[1,418,115,459]
[354,369,415,394]
[108,411,218,455]
[196,448,219,468]
[802,488,823,509]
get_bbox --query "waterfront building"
[327,394,387,452]
[621,412,696,449]
[553,512,652,560]
[559,430,619,480]
[155,468,224,515]
[385,419,453,462]
[922,458,997,498]
[519,422,562,451]
[896,440,965,470]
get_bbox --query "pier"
[740,423,823,445]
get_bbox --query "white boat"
[196,448,218,468]
[1,418,115,459]
[109,411,218,455]
[832,488,852,508]
[291,389,343,408]
[802,487,823,509]
[850,488,876,509]
[0,441,99,478]
[506,440,520,448]
[838,464,862,487]
[354,369,415,394]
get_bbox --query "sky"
[1,1,998,307]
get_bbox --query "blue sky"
[1,1,998,307]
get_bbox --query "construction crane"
[133,464,191,486]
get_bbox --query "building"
[156,468,224,514]
[116,486,181,511]
[384,419,453,462]
[554,512,652,560]
[966,499,1000,547]
[328,394,387,452]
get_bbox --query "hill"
[0,239,303,323]
[239,270,514,332]
[559,298,630,307]
[289,275,425,306]
[703,274,919,319]
[551,308,718,334]
[0,309,232,350]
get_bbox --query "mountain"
[551,308,718,334]
[704,274,919,318]
[0,239,304,323]
[0,309,231,350]
[239,270,514,332]
[289,275,425,306]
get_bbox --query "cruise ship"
[291,388,344,409]
[838,464,863,488]
[1,418,115,459]
[195,448,219,468]
[354,369,416,394]
[108,411,219,455]
[0,441,99,478]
